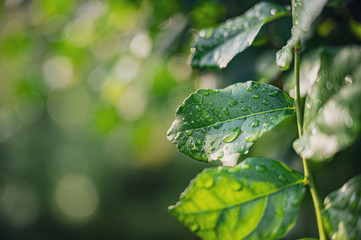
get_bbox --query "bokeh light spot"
[54,174,99,222]
[47,87,90,127]
[43,55,73,90]
[116,88,147,121]
[0,182,40,229]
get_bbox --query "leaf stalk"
[294,41,327,240]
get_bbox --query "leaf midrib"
[177,178,304,215]
[177,107,295,133]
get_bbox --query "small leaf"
[169,157,306,240]
[190,2,290,68]
[167,81,295,166]
[322,175,361,240]
[293,46,361,161]
[276,0,327,70]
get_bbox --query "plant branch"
[294,42,327,240]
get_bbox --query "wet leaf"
[169,158,306,240]
[293,46,361,161]
[276,0,327,70]
[190,2,290,69]
[322,175,361,240]
[167,81,295,166]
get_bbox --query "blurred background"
[0,0,360,239]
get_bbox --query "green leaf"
[190,2,290,69]
[276,0,327,70]
[322,175,361,240]
[293,46,361,161]
[169,157,306,240]
[167,81,295,166]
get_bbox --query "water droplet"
[254,82,260,89]
[175,132,182,140]
[191,120,195,124]
[206,115,214,122]
[270,115,278,120]
[217,151,224,159]
[210,147,215,151]
[252,93,260,99]
[345,74,353,84]
[210,140,215,146]
[190,223,199,232]
[231,181,242,191]
[201,128,207,133]
[278,175,287,182]
[223,32,229,37]
[186,130,193,136]
[246,130,261,142]
[195,105,202,112]
[241,162,250,169]
[247,83,253,91]
[270,9,276,15]
[269,90,278,97]
[252,119,260,127]
[262,99,269,105]
[349,192,359,210]
[256,165,266,172]
[199,30,206,38]
[241,107,248,111]
[196,174,214,188]
[223,128,242,143]
[262,88,267,92]
[223,108,230,117]
[213,123,223,129]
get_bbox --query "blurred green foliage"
[0,0,360,239]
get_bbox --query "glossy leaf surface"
[322,175,361,240]
[276,0,327,70]
[169,158,306,240]
[190,2,290,68]
[167,81,295,166]
[293,46,361,160]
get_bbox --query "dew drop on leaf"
[196,174,214,189]
[255,165,266,172]
[175,132,182,140]
[247,84,253,91]
[186,130,193,136]
[252,93,260,99]
[230,181,242,191]
[278,175,287,182]
[269,90,278,96]
[195,105,202,112]
[223,128,242,143]
[190,223,199,232]
[263,99,269,105]
[246,130,261,142]
[252,119,260,127]
[206,115,214,122]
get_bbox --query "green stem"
[293,43,327,240]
